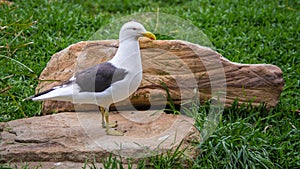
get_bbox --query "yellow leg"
[104,107,124,136]
[99,107,105,128]
[99,106,117,128]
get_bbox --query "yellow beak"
[142,31,156,40]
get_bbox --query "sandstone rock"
[0,111,199,163]
[35,38,284,114]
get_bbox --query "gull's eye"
[132,27,137,30]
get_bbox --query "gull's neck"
[109,38,142,70]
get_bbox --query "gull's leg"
[99,107,106,128]
[104,107,124,136]
[99,106,117,128]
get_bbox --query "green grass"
[0,0,299,168]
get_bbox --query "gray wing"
[75,62,127,92]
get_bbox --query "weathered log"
[36,38,284,114]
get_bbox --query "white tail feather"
[32,84,78,102]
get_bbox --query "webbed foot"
[106,129,124,136]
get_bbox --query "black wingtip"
[33,88,55,98]
[23,88,55,101]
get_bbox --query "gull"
[27,21,156,136]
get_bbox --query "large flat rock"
[0,111,199,163]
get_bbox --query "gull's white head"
[119,21,156,42]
